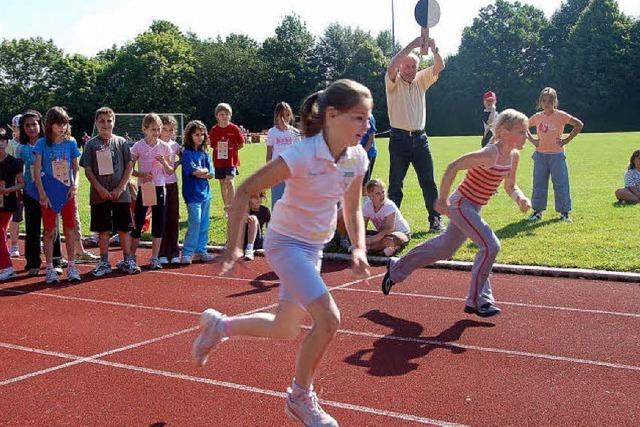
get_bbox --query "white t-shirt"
[164,140,181,185]
[130,139,173,186]
[624,169,640,190]
[269,133,369,245]
[267,126,301,159]
[362,198,410,235]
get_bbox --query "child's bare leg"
[9,221,19,248]
[246,216,258,247]
[615,188,640,203]
[43,229,55,264]
[219,180,229,210]
[98,231,110,257]
[118,231,130,258]
[151,237,162,258]
[64,227,77,263]
[225,301,305,339]
[226,176,235,205]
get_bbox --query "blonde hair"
[273,101,294,126]
[365,178,386,194]
[299,79,372,137]
[142,113,162,130]
[161,115,177,128]
[537,87,559,110]
[491,109,529,144]
[215,103,232,116]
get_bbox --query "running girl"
[381,109,532,317]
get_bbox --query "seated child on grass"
[242,191,270,260]
[615,149,640,203]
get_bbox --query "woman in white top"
[192,80,372,427]
[265,101,301,208]
[363,178,411,256]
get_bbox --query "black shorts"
[90,201,132,233]
[215,167,239,180]
[12,201,23,222]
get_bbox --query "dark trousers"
[388,128,440,222]
[159,182,180,259]
[23,194,62,270]
[362,156,376,187]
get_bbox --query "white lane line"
[0,341,466,426]
[148,270,280,284]
[333,327,640,372]
[334,287,640,318]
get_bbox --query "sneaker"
[528,211,542,221]
[67,265,81,282]
[192,252,214,263]
[45,267,60,284]
[149,257,163,270]
[27,267,40,276]
[83,235,99,247]
[339,237,350,252]
[170,256,181,264]
[53,257,69,269]
[91,261,112,277]
[74,251,100,264]
[126,259,142,275]
[9,245,20,258]
[284,387,338,427]
[54,267,63,275]
[158,257,169,265]
[109,234,120,246]
[0,267,16,280]
[560,212,572,223]
[181,255,192,265]
[381,259,395,296]
[244,249,254,261]
[192,309,227,367]
[470,302,501,317]
[429,217,444,233]
[116,259,128,272]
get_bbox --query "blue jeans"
[271,182,285,209]
[182,198,211,256]
[388,129,440,222]
[531,152,571,213]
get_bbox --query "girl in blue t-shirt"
[180,120,214,264]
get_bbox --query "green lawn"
[75,132,640,272]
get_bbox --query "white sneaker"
[45,267,60,284]
[67,265,81,282]
[170,256,181,264]
[158,257,169,265]
[9,245,20,258]
[192,309,227,367]
[244,249,254,261]
[285,387,338,427]
[0,266,16,280]
[194,252,215,263]
[181,255,192,265]
[91,261,112,277]
[149,257,163,270]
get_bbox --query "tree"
[376,29,401,58]
[315,23,374,83]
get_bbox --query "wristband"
[509,187,525,202]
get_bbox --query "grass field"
[75,132,640,272]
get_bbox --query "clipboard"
[140,181,157,206]
[96,148,114,176]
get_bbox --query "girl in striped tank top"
[382,109,531,317]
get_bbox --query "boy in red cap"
[481,91,498,147]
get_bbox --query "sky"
[2,0,639,58]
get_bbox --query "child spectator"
[265,101,301,207]
[180,120,215,264]
[130,113,174,270]
[208,103,244,216]
[242,191,270,260]
[192,79,372,427]
[360,113,377,185]
[527,87,583,222]
[363,179,411,257]
[382,110,532,319]
[33,107,82,284]
[615,149,640,203]
[0,128,24,280]
[7,114,23,258]
[158,115,182,265]
[481,91,498,147]
[81,107,136,277]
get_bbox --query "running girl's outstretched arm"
[220,158,291,274]
[342,174,370,280]
[436,148,496,216]
[503,151,531,213]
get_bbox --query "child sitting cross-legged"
[242,191,271,260]
[362,179,411,257]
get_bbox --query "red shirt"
[209,123,244,168]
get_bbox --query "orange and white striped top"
[457,148,512,206]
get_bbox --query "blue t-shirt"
[359,115,377,159]
[18,143,39,200]
[181,148,213,204]
[32,138,81,212]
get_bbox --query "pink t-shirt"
[164,140,181,185]
[529,110,573,153]
[130,139,172,186]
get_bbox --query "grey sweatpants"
[389,191,499,308]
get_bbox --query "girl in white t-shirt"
[129,113,173,271]
[615,149,640,203]
[363,178,411,257]
[192,79,372,427]
[265,101,301,208]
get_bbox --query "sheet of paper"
[96,149,114,176]
[140,181,157,206]
[217,139,229,160]
[52,159,71,186]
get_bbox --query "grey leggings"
[389,191,499,308]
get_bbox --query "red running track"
[1,244,639,426]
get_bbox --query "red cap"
[483,91,496,101]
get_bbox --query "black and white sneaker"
[91,261,112,277]
[381,260,395,295]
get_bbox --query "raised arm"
[387,37,423,82]
[428,38,445,76]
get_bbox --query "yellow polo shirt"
[385,66,439,131]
